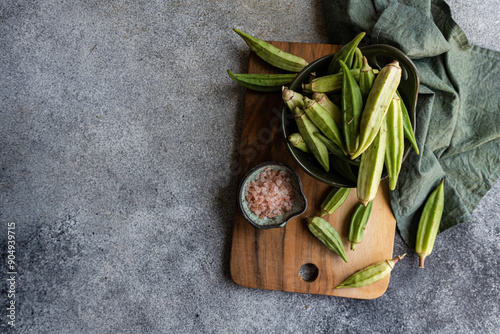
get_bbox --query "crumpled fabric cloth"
[322,0,500,247]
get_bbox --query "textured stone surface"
[0,0,498,333]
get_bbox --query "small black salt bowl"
[281,44,419,188]
[238,162,307,230]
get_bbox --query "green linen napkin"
[322,0,500,247]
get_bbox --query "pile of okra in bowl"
[281,42,420,195]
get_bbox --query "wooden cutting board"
[229,41,397,299]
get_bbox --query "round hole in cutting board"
[298,263,318,282]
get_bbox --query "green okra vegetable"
[335,254,406,289]
[352,47,363,69]
[397,90,420,155]
[348,201,373,250]
[415,178,445,268]
[282,87,305,111]
[331,158,358,182]
[302,69,361,94]
[327,32,366,74]
[385,95,405,190]
[339,60,363,155]
[357,119,387,206]
[303,97,345,152]
[314,133,360,166]
[288,133,309,153]
[307,216,348,263]
[359,56,375,102]
[293,107,330,172]
[351,61,402,160]
[319,187,351,217]
[227,70,297,92]
[312,92,342,128]
[233,28,308,72]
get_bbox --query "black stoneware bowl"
[281,44,419,188]
[238,162,307,230]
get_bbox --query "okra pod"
[348,201,373,250]
[415,178,445,268]
[314,132,360,166]
[339,60,363,155]
[397,91,420,155]
[293,107,330,172]
[312,92,342,128]
[307,216,348,263]
[359,56,375,102]
[335,254,406,289]
[288,133,309,153]
[385,96,405,190]
[327,32,366,74]
[352,47,363,69]
[233,28,308,72]
[303,97,345,152]
[356,119,387,206]
[302,69,361,94]
[319,187,351,217]
[282,87,305,111]
[331,158,358,182]
[350,61,402,160]
[227,70,297,92]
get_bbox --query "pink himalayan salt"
[245,167,294,219]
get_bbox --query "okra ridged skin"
[288,133,309,153]
[415,178,445,268]
[352,47,363,69]
[356,119,387,206]
[385,96,405,190]
[293,107,330,172]
[397,90,420,155]
[319,187,351,216]
[327,32,366,74]
[233,28,308,72]
[359,56,375,102]
[314,133,360,166]
[335,254,406,289]
[303,97,345,152]
[312,92,343,128]
[282,87,305,111]
[348,201,373,250]
[302,69,361,94]
[351,61,402,160]
[307,217,348,263]
[228,70,296,92]
[339,60,363,155]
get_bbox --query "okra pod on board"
[339,60,363,155]
[233,28,308,72]
[327,32,366,74]
[288,133,309,153]
[312,92,342,128]
[293,107,330,172]
[227,70,296,92]
[348,201,373,250]
[350,61,402,160]
[303,97,345,152]
[307,216,348,263]
[319,187,351,217]
[356,119,387,206]
[336,254,406,289]
[385,95,405,190]
[415,178,445,268]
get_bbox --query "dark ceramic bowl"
[281,44,419,187]
[238,162,307,230]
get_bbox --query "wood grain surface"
[230,41,397,299]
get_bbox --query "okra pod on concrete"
[415,178,445,268]
[233,28,308,72]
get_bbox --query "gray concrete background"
[1,0,499,333]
